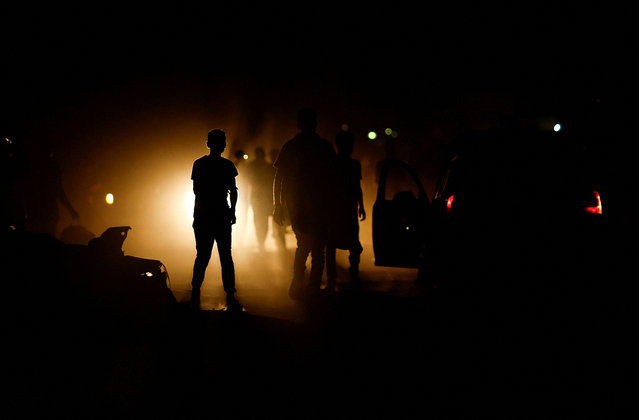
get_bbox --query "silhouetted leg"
[326,244,337,292]
[215,223,236,295]
[290,231,310,299]
[349,242,363,286]
[308,235,326,291]
[192,225,214,308]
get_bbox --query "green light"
[368,131,377,140]
[384,128,393,135]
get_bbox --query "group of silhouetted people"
[189,108,366,309]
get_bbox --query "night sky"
[4,4,633,130]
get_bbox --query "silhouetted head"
[254,147,266,160]
[335,131,354,156]
[207,129,226,155]
[296,108,317,133]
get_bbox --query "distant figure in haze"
[22,139,79,236]
[233,148,249,245]
[326,131,366,291]
[269,148,287,251]
[190,129,239,310]
[246,146,275,252]
[273,108,336,299]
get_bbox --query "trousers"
[192,220,235,294]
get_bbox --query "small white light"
[368,131,377,140]
[553,123,562,132]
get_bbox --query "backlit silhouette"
[273,108,336,299]
[326,131,366,291]
[246,146,276,252]
[190,129,239,310]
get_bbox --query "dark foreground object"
[2,229,636,417]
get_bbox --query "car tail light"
[446,195,455,215]
[585,190,602,214]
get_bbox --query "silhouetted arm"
[229,182,238,225]
[356,161,365,221]
[357,184,366,221]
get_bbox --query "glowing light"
[585,190,602,214]
[144,272,153,277]
[105,193,114,205]
[446,195,455,215]
[185,192,195,214]
[243,154,249,160]
[368,131,377,140]
[553,123,562,132]
[385,128,393,135]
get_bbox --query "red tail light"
[585,190,602,214]
[446,195,455,215]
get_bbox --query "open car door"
[373,159,429,268]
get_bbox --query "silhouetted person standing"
[327,131,365,291]
[246,146,275,252]
[191,129,238,310]
[22,139,79,236]
[273,108,336,299]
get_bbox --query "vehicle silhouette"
[373,121,618,291]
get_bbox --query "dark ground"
[3,227,636,418]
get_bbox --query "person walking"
[273,108,335,299]
[246,146,275,252]
[326,131,366,292]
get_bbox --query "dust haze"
[22,78,450,320]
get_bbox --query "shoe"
[226,294,242,311]
[190,288,201,310]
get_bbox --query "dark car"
[373,158,430,269]
[373,123,621,291]
[3,225,176,333]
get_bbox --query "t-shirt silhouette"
[274,132,335,233]
[191,155,238,222]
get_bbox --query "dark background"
[2,4,637,235]
[3,4,634,132]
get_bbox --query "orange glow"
[585,190,602,214]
